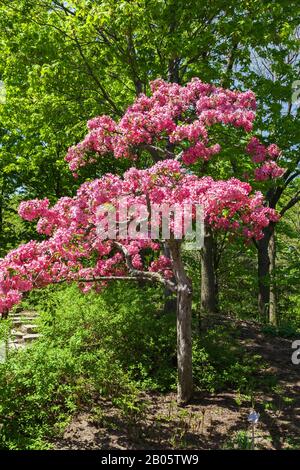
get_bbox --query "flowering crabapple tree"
[0,157,278,402]
[0,78,283,402]
[65,78,284,316]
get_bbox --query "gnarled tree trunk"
[168,240,193,404]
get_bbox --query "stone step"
[14,305,24,313]
[23,333,42,342]
[22,324,38,334]
[11,315,38,321]
[11,311,38,319]
[19,310,38,317]
[12,318,36,328]
[11,330,24,339]
[8,340,25,350]
[11,316,38,323]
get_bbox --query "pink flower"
[65,77,259,172]
[267,144,281,159]
[0,159,279,314]
[18,198,50,221]
[246,137,267,163]
[246,137,282,164]
[254,161,285,181]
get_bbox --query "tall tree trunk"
[268,229,277,326]
[167,0,180,85]
[257,227,272,322]
[201,225,216,316]
[168,240,193,404]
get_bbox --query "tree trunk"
[167,0,180,85]
[201,225,216,316]
[163,244,177,313]
[268,229,277,326]
[168,240,193,404]
[257,227,272,322]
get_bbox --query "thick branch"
[283,168,300,188]
[113,241,177,292]
[57,276,152,282]
[280,190,300,216]
[221,41,239,87]
[55,273,177,289]
[73,34,122,116]
[139,144,174,161]
[127,26,143,95]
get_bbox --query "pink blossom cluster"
[149,255,173,279]
[246,137,281,163]
[181,142,221,165]
[0,160,278,315]
[19,198,50,221]
[65,78,258,171]
[246,136,284,181]
[254,161,286,181]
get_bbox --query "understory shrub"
[0,283,270,449]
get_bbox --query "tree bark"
[201,225,217,316]
[257,226,272,322]
[162,244,177,313]
[167,0,180,85]
[268,229,277,326]
[168,240,193,404]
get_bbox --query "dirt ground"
[52,320,300,450]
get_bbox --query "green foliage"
[0,317,10,342]
[0,283,273,449]
[29,284,269,395]
[0,339,138,449]
[31,283,178,392]
[193,325,267,393]
[223,430,252,450]
[262,323,300,338]
[0,285,152,449]
[0,282,176,448]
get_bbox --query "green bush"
[32,283,178,392]
[193,325,266,393]
[0,284,157,449]
[0,339,138,449]
[0,283,271,449]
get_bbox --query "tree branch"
[72,34,123,116]
[283,168,300,188]
[58,276,147,282]
[113,241,177,292]
[221,41,239,87]
[280,190,300,216]
[139,144,174,161]
[126,25,143,95]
